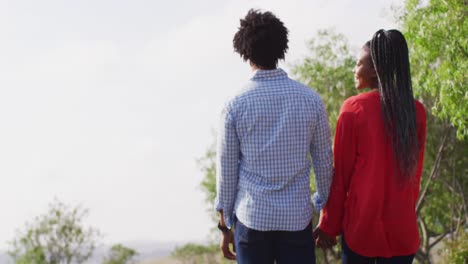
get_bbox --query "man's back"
[216,68,333,231]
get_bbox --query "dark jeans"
[342,236,414,264]
[233,217,315,264]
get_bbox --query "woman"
[316,29,427,263]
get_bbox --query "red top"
[319,91,426,257]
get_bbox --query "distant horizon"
[0,238,204,263]
[0,236,212,252]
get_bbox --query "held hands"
[220,229,236,260]
[313,227,337,249]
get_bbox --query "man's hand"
[313,227,337,249]
[220,229,236,260]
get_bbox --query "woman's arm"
[319,100,359,237]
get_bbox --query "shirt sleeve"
[214,103,240,228]
[319,100,358,236]
[310,99,334,212]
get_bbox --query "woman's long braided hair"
[367,29,419,181]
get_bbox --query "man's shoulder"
[270,77,323,104]
[226,78,321,109]
[289,79,321,98]
[221,84,253,114]
[225,84,253,106]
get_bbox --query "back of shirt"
[215,69,334,231]
[319,90,427,257]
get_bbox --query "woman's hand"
[313,227,337,249]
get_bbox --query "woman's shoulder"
[413,99,426,111]
[413,98,427,122]
[341,92,374,113]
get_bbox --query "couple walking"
[215,9,426,264]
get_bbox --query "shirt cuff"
[312,192,326,212]
[214,200,234,229]
[319,223,340,237]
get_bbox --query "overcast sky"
[0,0,401,249]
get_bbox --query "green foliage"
[12,247,47,264]
[198,140,217,222]
[418,113,468,234]
[401,0,468,140]
[398,1,468,261]
[102,244,138,264]
[292,29,357,133]
[8,199,100,264]
[444,230,468,264]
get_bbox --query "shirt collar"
[250,68,288,81]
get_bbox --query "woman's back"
[337,90,426,257]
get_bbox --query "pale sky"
[0,0,401,249]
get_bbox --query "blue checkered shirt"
[215,68,333,231]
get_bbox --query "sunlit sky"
[0,0,400,249]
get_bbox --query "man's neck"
[250,63,277,71]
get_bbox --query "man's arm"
[310,99,334,211]
[214,104,240,228]
[214,104,240,260]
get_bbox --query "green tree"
[11,246,47,264]
[443,229,468,264]
[198,139,217,223]
[102,244,138,264]
[8,199,100,264]
[400,0,468,140]
[292,29,357,134]
[398,0,468,262]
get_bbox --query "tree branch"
[416,127,451,214]
[428,220,466,251]
[452,167,468,224]
[419,216,429,250]
[414,250,427,264]
[428,231,449,250]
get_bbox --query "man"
[215,9,334,264]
